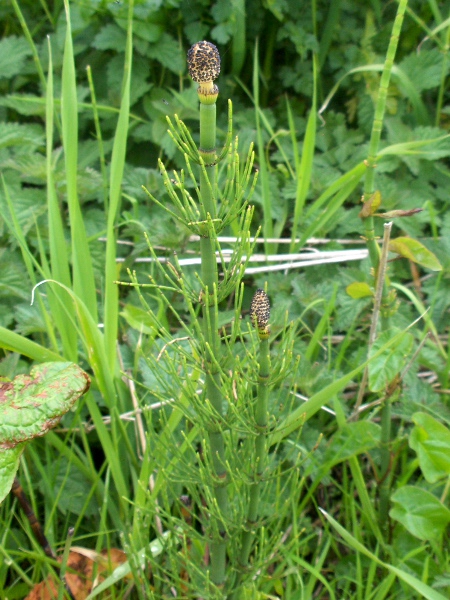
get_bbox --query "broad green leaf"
[389,237,442,271]
[147,33,185,74]
[368,329,413,392]
[121,304,159,335]
[92,23,127,51]
[400,50,448,93]
[0,121,44,150]
[0,445,24,509]
[390,486,450,541]
[346,282,373,298]
[0,36,31,79]
[0,94,45,116]
[323,422,381,468]
[0,362,90,504]
[410,412,450,483]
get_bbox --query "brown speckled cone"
[187,41,221,83]
[250,289,270,329]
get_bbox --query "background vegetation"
[0,0,449,598]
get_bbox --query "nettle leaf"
[184,21,209,45]
[368,329,414,392]
[410,412,450,483]
[0,122,44,151]
[399,49,447,93]
[0,186,47,235]
[0,36,31,79]
[147,33,184,74]
[92,23,127,51]
[389,237,442,271]
[411,126,450,161]
[211,22,234,45]
[346,282,373,298]
[0,258,34,302]
[133,20,164,44]
[211,0,233,22]
[390,486,450,541]
[0,363,90,504]
[0,94,45,117]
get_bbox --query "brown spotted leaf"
[0,363,90,504]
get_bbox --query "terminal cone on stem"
[187,40,220,104]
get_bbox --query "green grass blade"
[61,0,98,321]
[0,327,63,362]
[104,0,133,373]
[231,0,246,75]
[46,37,77,360]
[318,0,343,69]
[304,285,337,363]
[290,54,317,252]
[253,39,274,254]
[11,0,46,90]
[297,167,364,248]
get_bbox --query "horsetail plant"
[233,289,271,592]
[140,40,260,595]
[187,40,229,591]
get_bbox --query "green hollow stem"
[198,100,229,590]
[232,335,270,597]
[360,0,408,529]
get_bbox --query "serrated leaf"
[0,122,44,150]
[410,412,450,483]
[390,486,450,541]
[346,282,373,298]
[211,23,234,45]
[389,237,442,271]
[399,49,447,93]
[0,363,90,504]
[147,34,184,74]
[0,362,90,447]
[368,329,414,392]
[0,94,46,117]
[359,190,381,217]
[0,36,31,79]
[92,23,127,51]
